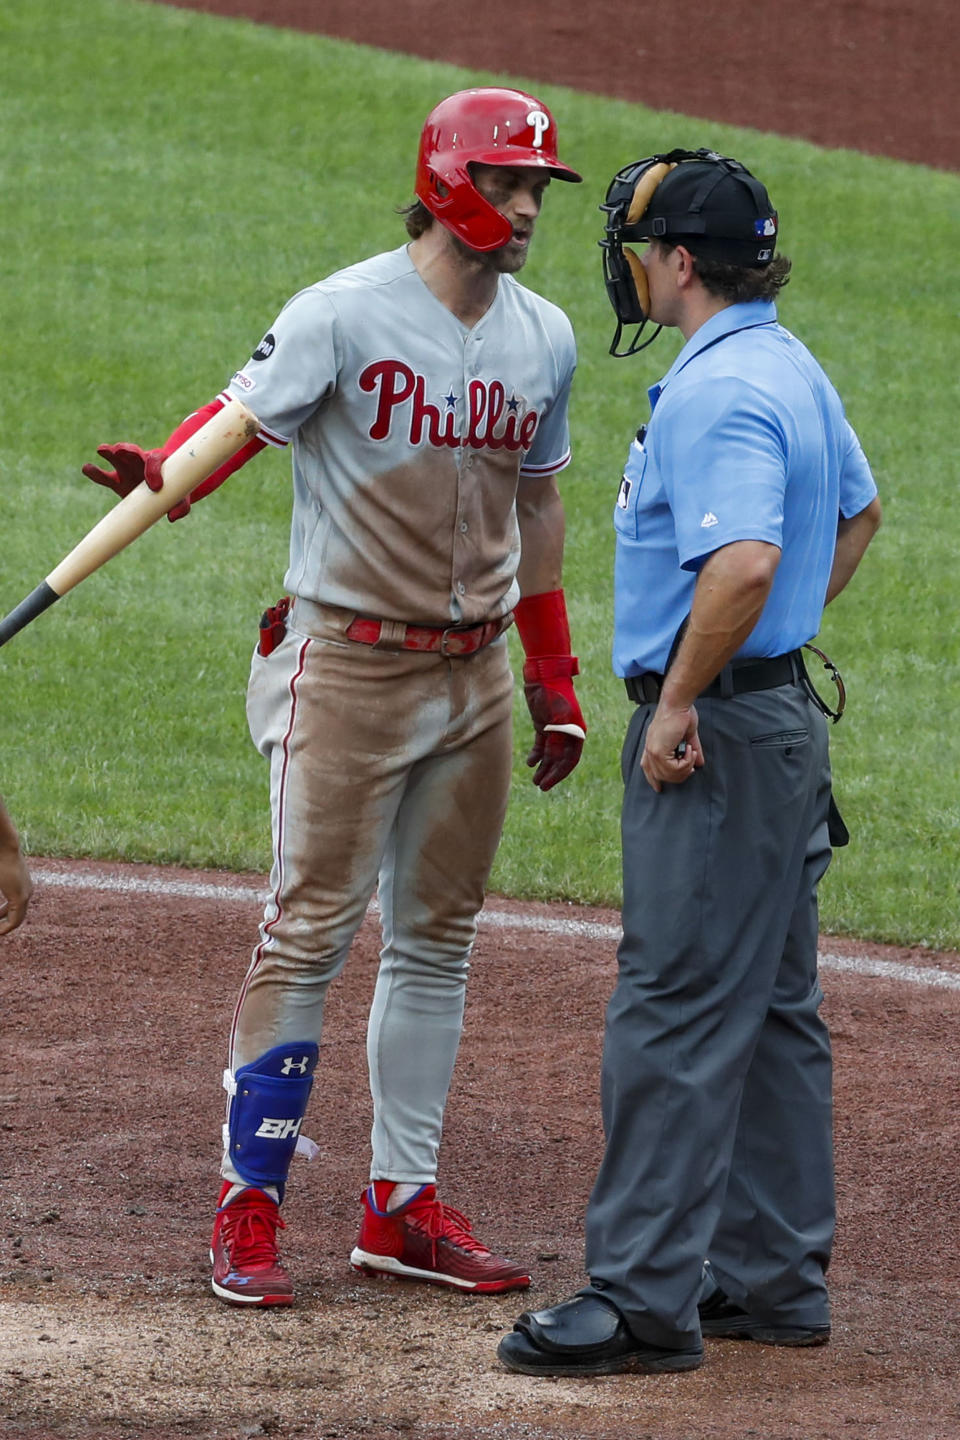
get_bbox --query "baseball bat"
[0,398,260,650]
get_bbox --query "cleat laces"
[222,1195,286,1271]
[418,1199,490,1258]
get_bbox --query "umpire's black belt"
[625,650,803,705]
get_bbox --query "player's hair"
[654,240,792,301]
[398,199,434,238]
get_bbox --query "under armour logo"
[527,110,550,148]
[281,1055,310,1075]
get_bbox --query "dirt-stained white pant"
[221,599,515,1187]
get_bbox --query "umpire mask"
[599,147,779,356]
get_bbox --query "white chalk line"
[30,864,960,993]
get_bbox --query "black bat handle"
[0,581,60,649]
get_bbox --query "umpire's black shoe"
[496,1292,704,1377]
[698,1285,830,1347]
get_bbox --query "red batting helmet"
[415,87,582,252]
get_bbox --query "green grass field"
[2,0,958,948]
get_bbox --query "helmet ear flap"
[423,162,513,250]
[623,248,649,314]
[627,161,676,225]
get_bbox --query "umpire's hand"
[641,701,703,792]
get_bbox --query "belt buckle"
[440,625,470,656]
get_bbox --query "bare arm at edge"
[0,796,32,936]
[825,496,882,605]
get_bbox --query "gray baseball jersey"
[224,245,576,625]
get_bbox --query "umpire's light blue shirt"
[612,300,877,678]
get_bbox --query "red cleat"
[349,1183,531,1293]
[210,1182,293,1306]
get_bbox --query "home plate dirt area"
[2,858,958,1440]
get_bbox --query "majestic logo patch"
[252,332,276,361]
[700,511,719,528]
[358,360,540,452]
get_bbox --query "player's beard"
[491,237,531,274]
[452,231,531,275]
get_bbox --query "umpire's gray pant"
[585,682,835,1350]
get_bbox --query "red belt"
[345,614,511,656]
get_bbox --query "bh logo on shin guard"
[256,1116,303,1141]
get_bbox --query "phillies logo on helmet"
[527,110,550,148]
[359,360,540,452]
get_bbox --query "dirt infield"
[3,859,959,1440]
[158,0,958,171]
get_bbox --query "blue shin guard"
[223,1042,319,1198]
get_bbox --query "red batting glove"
[522,654,586,791]
[81,400,265,522]
[82,440,194,519]
[514,588,586,792]
[82,443,166,498]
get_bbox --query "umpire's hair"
[655,240,792,301]
[399,199,434,238]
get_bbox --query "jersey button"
[457,582,466,595]
[460,521,468,533]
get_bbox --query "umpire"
[499,149,882,1375]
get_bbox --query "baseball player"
[82,88,586,1306]
[0,794,32,935]
[498,148,880,1375]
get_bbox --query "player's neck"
[408,235,501,329]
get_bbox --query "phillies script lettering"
[359,361,539,451]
